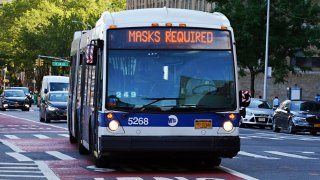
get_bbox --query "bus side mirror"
[85,44,97,65]
[239,90,251,107]
[44,89,48,94]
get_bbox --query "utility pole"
[263,0,270,100]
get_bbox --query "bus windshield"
[107,50,236,111]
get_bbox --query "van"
[38,76,69,106]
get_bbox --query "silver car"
[240,98,274,128]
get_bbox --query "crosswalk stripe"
[264,151,318,159]
[58,134,69,138]
[46,151,75,160]
[6,152,33,162]
[4,135,20,139]
[33,134,50,139]
[238,151,279,159]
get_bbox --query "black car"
[0,89,31,111]
[6,87,33,106]
[272,100,320,135]
[39,91,68,123]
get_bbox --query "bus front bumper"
[99,136,240,158]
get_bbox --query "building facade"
[126,0,215,12]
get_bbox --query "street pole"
[263,0,270,100]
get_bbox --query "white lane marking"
[46,151,75,160]
[0,166,38,169]
[6,152,33,162]
[58,134,69,138]
[0,140,25,153]
[238,151,280,159]
[0,170,42,173]
[33,134,50,139]
[0,113,67,130]
[35,161,60,180]
[0,174,45,178]
[265,151,318,159]
[302,152,315,154]
[219,166,259,180]
[0,162,35,165]
[4,135,20,139]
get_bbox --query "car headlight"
[293,116,307,123]
[48,105,58,111]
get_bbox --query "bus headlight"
[108,120,120,131]
[223,121,234,132]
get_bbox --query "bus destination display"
[108,28,231,50]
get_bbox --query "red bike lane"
[0,113,251,180]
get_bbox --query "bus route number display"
[108,28,231,50]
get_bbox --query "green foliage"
[215,0,320,96]
[0,0,126,73]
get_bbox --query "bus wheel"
[79,142,89,155]
[94,155,106,168]
[69,132,77,143]
[203,157,221,167]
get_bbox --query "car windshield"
[107,50,236,111]
[49,82,68,91]
[8,87,28,94]
[248,99,272,109]
[49,93,68,102]
[4,90,25,97]
[291,101,320,113]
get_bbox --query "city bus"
[68,7,250,167]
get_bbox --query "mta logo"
[168,115,178,126]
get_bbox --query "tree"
[210,0,320,97]
[0,0,126,89]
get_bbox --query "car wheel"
[288,120,296,134]
[239,118,244,128]
[272,119,280,132]
[44,111,51,123]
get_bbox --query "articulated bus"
[68,8,250,167]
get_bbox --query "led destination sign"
[108,28,231,50]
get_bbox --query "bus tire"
[204,158,221,167]
[78,142,89,155]
[69,132,77,143]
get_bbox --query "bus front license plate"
[195,120,212,129]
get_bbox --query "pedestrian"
[273,96,280,108]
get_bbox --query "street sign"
[52,61,69,67]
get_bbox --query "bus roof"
[97,8,231,29]
[71,8,232,55]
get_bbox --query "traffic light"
[35,59,40,66]
[39,59,44,66]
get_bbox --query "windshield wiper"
[142,97,182,107]
[120,97,183,118]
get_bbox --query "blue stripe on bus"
[99,112,240,128]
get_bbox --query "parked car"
[272,100,320,135]
[39,91,68,123]
[6,87,33,106]
[240,98,274,128]
[0,89,31,111]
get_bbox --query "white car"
[240,98,274,128]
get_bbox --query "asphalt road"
[0,107,319,180]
